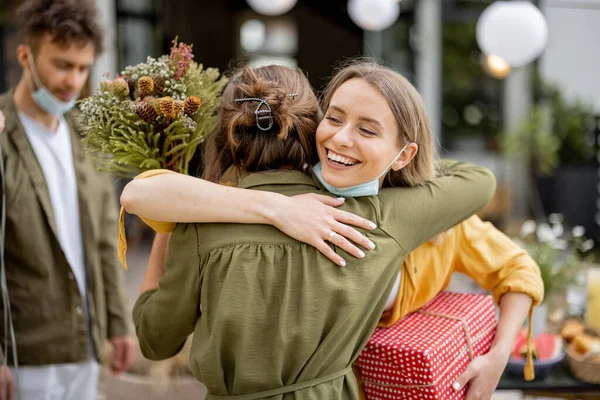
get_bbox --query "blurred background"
[1,0,599,399]
[3,0,597,235]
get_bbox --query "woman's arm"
[140,232,171,294]
[378,160,497,252]
[121,172,377,266]
[133,224,200,361]
[452,293,532,400]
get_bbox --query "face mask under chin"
[25,47,78,116]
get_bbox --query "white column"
[364,30,384,58]
[415,0,442,148]
[503,65,534,218]
[91,0,118,91]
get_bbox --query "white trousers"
[10,359,99,400]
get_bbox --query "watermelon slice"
[511,331,562,361]
[535,333,563,360]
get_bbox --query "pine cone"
[172,100,184,119]
[156,96,175,118]
[152,74,165,96]
[184,96,201,115]
[112,78,130,98]
[138,76,154,98]
[124,77,136,99]
[136,101,157,123]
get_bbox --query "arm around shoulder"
[379,160,497,252]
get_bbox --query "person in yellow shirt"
[351,214,543,400]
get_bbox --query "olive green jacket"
[0,91,129,365]
[134,162,496,399]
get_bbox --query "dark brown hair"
[202,65,321,183]
[16,0,104,54]
[321,59,436,187]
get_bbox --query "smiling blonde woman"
[125,62,497,399]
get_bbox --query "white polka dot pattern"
[358,291,497,399]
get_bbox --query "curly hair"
[16,0,103,54]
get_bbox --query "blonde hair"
[321,59,436,187]
[202,65,321,183]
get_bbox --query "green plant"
[79,38,228,176]
[501,79,596,176]
[515,215,595,298]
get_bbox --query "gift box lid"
[360,292,497,387]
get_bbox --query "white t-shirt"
[384,271,401,311]
[19,113,87,300]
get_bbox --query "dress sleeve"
[377,160,497,252]
[132,223,202,360]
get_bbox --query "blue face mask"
[26,47,78,116]
[312,144,409,198]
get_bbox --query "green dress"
[133,160,496,399]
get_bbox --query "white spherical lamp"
[348,0,400,32]
[476,1,548,68]
[247,0,297,16]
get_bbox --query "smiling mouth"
[326,149,360,167]
[58,93,75,101]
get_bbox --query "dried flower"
[124,77,136,99]
[138,76,154,98]
[156,96,175,118]
[169,37,194,80]
[112,78,130,98]
[184,96,201,115]
[173,100,184,119]
[152,74,165,96]
[136,101,157,123]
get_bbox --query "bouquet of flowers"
[79,38,228,176]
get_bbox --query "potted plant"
[514,214,595,335]
[501,78,598,236]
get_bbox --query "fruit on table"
[512,330,563,361]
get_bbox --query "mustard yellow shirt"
[381,214,544,328]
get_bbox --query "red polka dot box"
[358,291,497,400]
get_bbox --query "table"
[498,365,600,399]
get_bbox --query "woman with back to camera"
[126,62,497,399]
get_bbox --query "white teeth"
[328,151,356,166]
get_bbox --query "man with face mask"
[0,1,134,399]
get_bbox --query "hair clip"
[234,94,298,131]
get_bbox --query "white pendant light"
[348,0,400,32]
[247,0,298,16]
[476,1,548,68]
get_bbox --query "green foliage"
[183,63,228,149]
[501,79,595,176]
[441,18,503,143]
[500,105,560,176]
